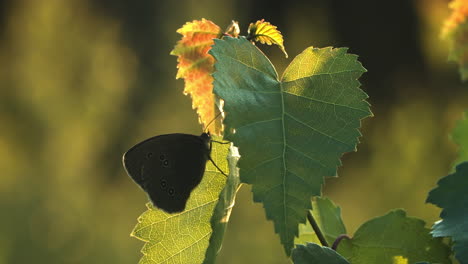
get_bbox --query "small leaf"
[131,136,229,264]
[342,210,451,264]
[247,19,288,58]
[296,197,347,246]
[203,145,241,264]
[292,243,350,264]
[451,111,468,165]
[210,37,371,255]
[427,161,468,264]
[441,0,468,81]
[171,19,222,134]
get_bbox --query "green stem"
[307,211,329,247]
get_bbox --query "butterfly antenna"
[204,111,223,133]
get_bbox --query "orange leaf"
[442,0,468,81]
[442,0,468,38]
[171,19,222,134]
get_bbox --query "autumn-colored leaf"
[247,19,288,58]
[171,19,223,134]
[441,0,468,81]
[441,0,468,38]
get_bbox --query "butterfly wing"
[123,133,210,213]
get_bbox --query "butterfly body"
[123,133,211,213]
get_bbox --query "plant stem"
[331,234,351,251]
[307,211,329,247]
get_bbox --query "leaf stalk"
[331,234,351,251]
[306,211,329,247]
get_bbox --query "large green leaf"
[210,36,371,254]
[427,162,468,264]
[341,210,451,264]
[295,197,347,246]
[203,146,241,264]
[131,136,229,264]
[292,243,349,264]
[451,111,468,166]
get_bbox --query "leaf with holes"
[131,136,229,264]
[247,19,288,58]
[171,19,222,134]
[210,36,372,255]
[427,162,468,264]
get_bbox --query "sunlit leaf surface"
[203,145,241,264]
[131,136,229,264]
[171,19,222,134]
[210,37,371,255]
[441,0,468,81]
[247,19,288,58]
[341,210,451,264]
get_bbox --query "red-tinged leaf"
[247,19,288,58]
[441,0,468,81]
[171,19,223,134]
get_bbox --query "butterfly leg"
[208,139,230,176]
[208,156,228,177]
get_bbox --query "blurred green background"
[0,0,466,263]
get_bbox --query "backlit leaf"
[210,37,371,255]
[427,162,468,264]
[292,243,349,264]
[295,197,347,247]
[247,19,288,58]
[131,136,229,264]
[203,145,241,264]
[341,210,451,264]
[171,19,222,134]
[441,0,468,81]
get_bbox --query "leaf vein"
[284,112,350,147]
[283,91,368,114]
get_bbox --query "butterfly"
[122,132,227,213]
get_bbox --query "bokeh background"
[0,0,466,263]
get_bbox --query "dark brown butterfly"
[123,132,222,213]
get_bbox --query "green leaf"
[210,36,372,255]
[427,162,468,264]
[342,209,451,264]
[131,136,230,264]
[292,243,350,264]
[451,111,468,165]
[203,146,241,264]
[295,197,347,246]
